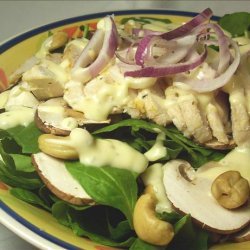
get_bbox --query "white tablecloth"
[0,1,250,249]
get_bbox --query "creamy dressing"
[0,107,35,129]
[197,146,250,184]
[64,64,158,121]
[142,163,173,213]
[64,77,129,121]
[4,85,39,111]
[144,132,167,161]
[36,36,53,58]
[65,128,148,173]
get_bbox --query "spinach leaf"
[52,201,136,247]
[0,142,42,189]
[10,188,51,211]
[167,215,209,250]
[7,122,42,154]
[157,211,183,224]
[219,12,250,37]
[93,119,226,168]
[10,154,35,173]
[66,162,138,227]
[107,220,132,241]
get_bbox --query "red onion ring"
[124,47,207,77]
[161,8,213,40]
[186,40,240,92]
[71,16,118,83]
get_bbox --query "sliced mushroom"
[36,97,110,135]
[231,225,250,242]
[32,152,94,205]
[36,98,79,135]
[163,160,250,234]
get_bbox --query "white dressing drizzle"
[144,132,167,161]
[0,107,35,129]
[142,163,173,213]
[66,128,148,173]
[197,146,250,184]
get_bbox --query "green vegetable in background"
[219,12,250,37]
[121,16,171,25]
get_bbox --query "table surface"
[1,1,250,249]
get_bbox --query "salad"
[0,8,250,250]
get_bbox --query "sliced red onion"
[116,48,135,65]
[134,35,155,66]
[125,48,207,78]
[71,16,118,83]
[161,8,213,40]
[186,40,240,92]
[145,35,197,66]
[204,23,230,74]
[73,29,104,68]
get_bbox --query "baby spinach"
[52,201,136,247]
[93,119,226,168]
[6,122,42,154]
[10,154,35,173]
[219,12,250,37]
[66,162,138,227]
[166,215,209,250]
[0,142,42,189]
[10,188,51,211]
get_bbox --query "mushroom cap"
[163,160,250,234]
[32,152,94,205]
[231,225,250,242]
[36,97,111,135]
[35,98,73,135]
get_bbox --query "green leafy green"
[121,17,171,25]
[6,122,42,154]
[10,154,35,173]
[66,162,138,227]
[10,188,51,211]
[52,201,136,247]
[166,215,209,250]
[80,24,89,38]
[93,119,226,168]
[219,12,250,37]
[157,211,183,224]
[0,142,42,189]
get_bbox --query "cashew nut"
[133,185,174,246]
[49,31,68,52]
[38,134,78,160]
[211,171,250,209]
